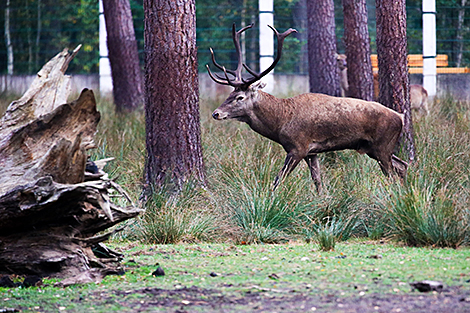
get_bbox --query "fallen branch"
[0,46,141,283]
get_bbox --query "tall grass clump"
[91,97,146,202]
[383,178,470,248]
[136,181,221,244]
[381,96,470,248]
[298,187,361,249]
[208,136,315,244]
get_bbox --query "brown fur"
[212,84,407,191]
[336,54,349,97]
[409,84,429,116]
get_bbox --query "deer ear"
[250,81,266,91]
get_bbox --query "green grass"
[1,241,470,312]
[2,91,469,247]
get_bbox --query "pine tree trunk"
[143,0,205,189]
[307,0,341,96]
[342,0,374,101]
[376,0,415,161]
[102,0,143,112]
[456,0,467,67]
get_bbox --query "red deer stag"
[207,24,407,192]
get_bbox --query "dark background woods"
[0,0,469,75]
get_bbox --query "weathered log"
[0,46,141,283]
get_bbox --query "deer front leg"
[273,152,303,191]
[304,154,322,193]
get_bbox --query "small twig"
[248,285,291,293]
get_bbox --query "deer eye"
[236,95,245,101]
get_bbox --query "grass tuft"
[137,181,220,244]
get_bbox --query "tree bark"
[376,0,415,161]
[143,0,205,189]
[456,0,467,67]
[342,0,374,101]
[307,0,341,96]
[0,47,140,284]
[102,0,143,112]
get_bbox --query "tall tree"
[376,0,415,161]
[342,0,374,101]
[102,0,143,112]
[307,0,341,96]
[143,0,205,189]
[35,0,42,70]
[5,0,14,75]
[456,0,467,67]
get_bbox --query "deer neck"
[245,91,286,143]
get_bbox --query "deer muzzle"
[212,109,228,120]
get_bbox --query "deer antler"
[206,24,297,90]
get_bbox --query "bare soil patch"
[91,284,470,312]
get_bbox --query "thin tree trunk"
[342,0,374,101]
[25,0,33,73]
[376,0,415,161]
[35,0,42,69]
[5,0,14,75]
[241,0,247,64]
[143,0,205,190]
[307,0,341,96]
[102,0,143,112]
[456,0,467,67]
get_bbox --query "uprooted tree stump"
[0,46,141,285]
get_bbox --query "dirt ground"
[91,284,470,312]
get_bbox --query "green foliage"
[207,135,313,244]
[2,0,470,74]
[1,0,98,74]
[302,216,357,251]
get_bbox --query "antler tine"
[232,23,254,83]
[207,24,296,89]
[242,26,297,86]
[207,24,254,87]
[209,47,236,77]
[206,64,232,86]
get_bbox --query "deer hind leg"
[273,152,303,191]
[369,143,407,179]
[367,148,393,177]
[304,154,322,193]
[392,155,408,178]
